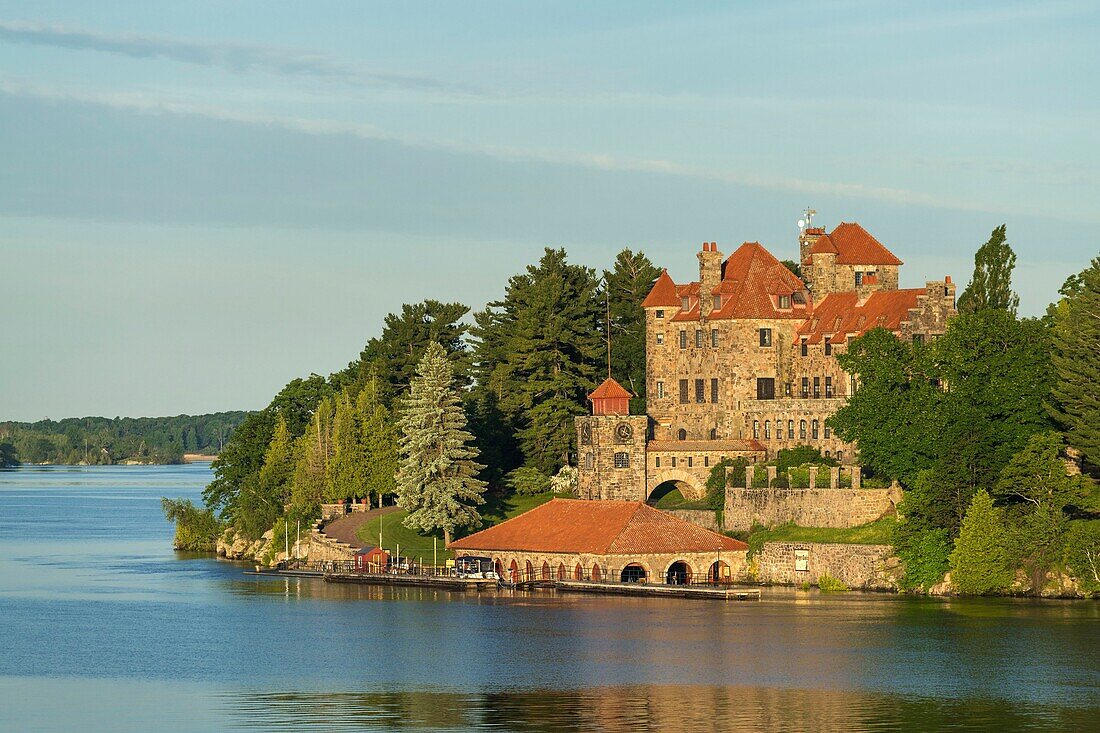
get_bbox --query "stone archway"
[620,563,647,583]
[665,560,692,585]
[646,469,706,503]
[709,560,731,584]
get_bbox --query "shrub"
[775,445,838,472]
[750,466,769,488]
[161,498,223,552]
[949,490,1015,595]
[772,475,790,489]
[550,465,579,496]
[817,573,850,592]
[895,527,952,592]
[505,466,552,495]
[705,457,748,506]
[1063,520,1100,597]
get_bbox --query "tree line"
[180,247,662,549]
[832,227,1099,595]
[0,412,249,466]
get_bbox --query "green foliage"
[894,527,952,592]
[957,224,1020,315]
[705,457,747,509]
[950,490,1015,595]
[780,259,803,280]
[161,497,223,552]
[505,466,552,495]
[1048,257,1100,474]
[0,411,248,467]
[602,249,662,410]
[357,380,399,506]
[817,573,850,592]
[1063,520,1100,596]
[746,517,897,557]
[327,393,368,502]
[471,248,602,475]
[0,440,17,467]
[774,445,837,473]
[396,342,487,544]
[289,397,334,511]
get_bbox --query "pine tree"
[1048,257,1100,473]
[256,415,294,506]
[957,224,1020,315]
[289,397,333,509]
[602,248,662,409]
[949,490,1015,594]
[357,378,398,508]
[396,342,486,544]
[327,392,369,502]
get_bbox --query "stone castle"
[576,219,956,502]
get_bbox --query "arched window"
[677,428,687,441]
[541,561,550,580]
[525,560,533,579]
[764,421,771,439]
[837,450,844,462]
[557,563,567,580]
[799,420,807,439]
[788,420,794,440]
[591,564,602,581]
[812,419,820,439]
[574,563,584,580]
[753,421,760,439]
[709,428,717,440]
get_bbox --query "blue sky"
[1,1,1097,421]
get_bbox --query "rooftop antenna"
[798,207,817,232]
[604,279,612,380]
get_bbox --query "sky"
[1,1,1098,421]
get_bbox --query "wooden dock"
[323,572,497,591]
[555,581,761,600]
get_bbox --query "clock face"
[615,422,633,443]
[580,422,592,445]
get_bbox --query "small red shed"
[354,546,390,572]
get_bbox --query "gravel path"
[320,505,400,548]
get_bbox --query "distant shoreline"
[182,453,218,463]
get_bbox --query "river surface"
[0,464,1097,732]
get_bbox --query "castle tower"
[575,378,649,501]
[697,242,724,318]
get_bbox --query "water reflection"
[223,685,1098,732]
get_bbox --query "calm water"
[0,465,1097,732]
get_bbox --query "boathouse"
[448,498,747,585]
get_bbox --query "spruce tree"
[602,248,662,410]
[396,342,486,544]
[289,397,333,509]
[327,392,369,502]
[949,490,1015,594]
[957,224,1020,315]
[256,415,294,506]
[357,378,398,508]
[1048,257,1100,472]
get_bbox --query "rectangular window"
[614,452,629,468]
[713,295,722,311]
[800,420,807,439]
[681,296,690,310]
[695,378,705,403]
[785,382,792,397]
[671,457,677,468]
[764,421,771,440]
[687,457,693,468]
[679,330,687,349]
[710,378,718,403]
[753,420,760,439]
[759,328,773,347]
[855,271,864,287]
[695,329,704,348]
[824,425,831,439]
[778,294,791,309]
[711,329,719,347]
[655,309,665,319]
[584,453,594,470]
[656,332,664,345]
[813,377,821,399]
[801,377,809,398]
[704,456,709,467]
[679,379,689,404]
[812,420,820,439]
[825,376,833,398]
[825,339,832,356]
[788,420,794,440]
[801,338,808,357]
[655,457,661,468]
[656,381,665,399]
[756,378,775,400]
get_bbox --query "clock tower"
[575,378,649,501]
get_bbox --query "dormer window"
[713,295,722,311]
[681,296,690,310]
[778,294,791,309]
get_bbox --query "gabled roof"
[588,377,632,401]
[806,223,903,266]
[448,498,747,554]
[794,289,922,344]
[686,242,806,321]
[641,269,681,308]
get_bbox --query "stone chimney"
[697,242,724,319]
[799,226,825,268]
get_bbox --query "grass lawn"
[744,516,897,557]
[355,491,563,562]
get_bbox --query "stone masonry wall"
[460,548,748,584]
[755,542,899,591]
[724,487,900,532]
[666,509,722,532]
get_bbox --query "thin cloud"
[0,20,480,96]
[0,79,1093,226]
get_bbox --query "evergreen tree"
[0,440,17,468]
[396,342,487,544]
[326,393,369,502]
[602,248,662,410]
[464,391,520,489]
[1048,257,1100,473]
[949,490,1015,595]
[289,397,334,509]
[357,379,399,508]
[256,415,295,507]
[957,224,1020,315]
[235,418,295,541]
[471,248,602,474]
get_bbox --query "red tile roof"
[806,223,903,266]
[448,498,747,554]
[794,289,922,344]
[647,439,766,453]
[641,269,681,308]
[672,242,806,322]
[588,377,632,401]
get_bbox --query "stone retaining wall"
[309,524,357,562]
[666,509,722,532]
[754,542,899,591]
[724,486,899,532]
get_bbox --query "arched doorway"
[557,562,566,580]
[709,560,730,584]
[541,561,550,580]
[621,563,647,583]
[525,560,533,581]
[509,559,519,584]
[666,561,691,585]
[494,559,503,578]
[574,563,584,580]
[591,564,602,581]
